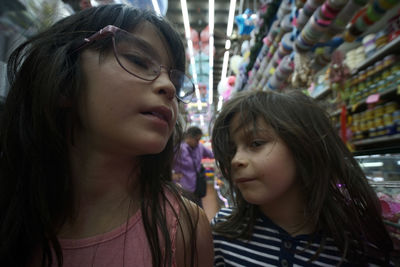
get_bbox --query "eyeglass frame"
[74,25,195,103]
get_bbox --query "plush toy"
[230,55,243,75]
[291,51,313,88]
[329,50,350,85]
[235,9,256,36]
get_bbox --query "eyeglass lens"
[113,31,194,103]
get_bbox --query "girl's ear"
[59,96,72,107]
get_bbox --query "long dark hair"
[211,90,393,263]
[0,4,197,267]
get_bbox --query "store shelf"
[314,86,331,100]
[370,181,400,187]
[351,85,398,110]
[331,108,342,117]
[351,36,400,75]
[354,146,400,156]
[353,134,400,147]
[330,84,398,117]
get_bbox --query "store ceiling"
[165,0,232,105]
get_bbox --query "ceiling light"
[225,39,231,50]
[151,0,161,15]
[209,0,214,34]
[180,0,191,39]
[197,99,202,111]
[209,0,214,105]
[359,162,384,167]
[221,50,230,82]
[209,64,213,105]
[226,0,237,37]
[217,96,223,111]
[180,0,201,110]
[218,0,236,99]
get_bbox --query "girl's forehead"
[229,114,273,138]
[128,22,173,67]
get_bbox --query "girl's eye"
[123,53,153,69]
[250,140,265,147]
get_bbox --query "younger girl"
[0,4,213,267]
[211,90,393,266]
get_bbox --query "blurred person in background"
[173,126,214,207]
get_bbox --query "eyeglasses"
[75,25,195,103]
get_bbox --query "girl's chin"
[141,141,169,154]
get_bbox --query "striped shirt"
[212,208,390,267]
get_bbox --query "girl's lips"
[141,106,173,124]
[235,177,256,184]
[142,113,169,128]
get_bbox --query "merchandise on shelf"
[355,154,400,250]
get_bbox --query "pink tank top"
[54,190,180,267]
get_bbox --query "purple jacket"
[173,142,214,193]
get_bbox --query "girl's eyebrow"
[127,35,162,63]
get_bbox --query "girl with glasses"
[0,4,212,267]
[211,90,394,266]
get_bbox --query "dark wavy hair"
[0,4,198,267]
[211,90,393,264]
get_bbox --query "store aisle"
[201,182,221,222]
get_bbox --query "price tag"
[366,94,380,104]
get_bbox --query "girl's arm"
[175,199,214,267]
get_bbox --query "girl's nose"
[154,70,176,101]
[231,151,249,169]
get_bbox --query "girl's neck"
[261,206,313,236]
[61,146,141,239]
[70,142,140,197]
[258,188,313,236]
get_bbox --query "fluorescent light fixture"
[188,102,208,108]
[151,0,161,15]
[225,39,231,50]
[209,68,213,104]
[209,36,214,68]
[217,96,223,111]
[226,0,237,37]
[113,0,129,4]
[209,0,214,105]
[209,35,214,105]
[373,177,384,182]
[359,162,384,168]
[180,0,201,110]
[209,0,215,33]
[200,114,204,126]
[197,99,202,110]
[180,0,191,39]
[221,50,230,82]
[194,83,201,101]
[218,0,235,99]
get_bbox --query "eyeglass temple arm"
[73,25,119,52]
